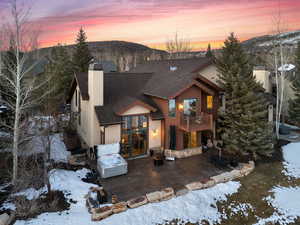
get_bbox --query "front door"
[121,115,148,158]
[183,131,201,149]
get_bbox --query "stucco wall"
[105,124,121,144]
[253,69,271,93]
[149,118,162,149]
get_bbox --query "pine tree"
[288,41,300,125]
[216,33,274,160]
[206,43,213,58]
[35,44,74,110]
[72,28,93,72]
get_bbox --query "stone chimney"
[253,66,271,93]
[88,63,104,106]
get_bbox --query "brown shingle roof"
[95,72,163,125]
[70,58,219,125]
[130,57,213,99]
[75,72,89,100]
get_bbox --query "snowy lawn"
[282,142,300,178]
[14,168,241,225]
[255,186,300,225]
[253,141,300,225]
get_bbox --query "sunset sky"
[0,0,300,50]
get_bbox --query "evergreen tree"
[36,44,74,111]
[205,43,213,58]
[216,33,273,160]
[72,28,93,72]
[288,41,300,125]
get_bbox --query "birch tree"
[266,9,292,138]
[166,32,193,59]
[0,0,52,185]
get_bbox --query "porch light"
[152,128,158,137]
[178,103,184,111]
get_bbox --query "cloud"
[1,0,299,48]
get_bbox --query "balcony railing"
[179,112,213,132]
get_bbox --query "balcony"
[179,112,213,132]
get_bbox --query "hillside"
[242,29,300,49]
[39,41,168,72]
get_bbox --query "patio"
[98,153,227,202]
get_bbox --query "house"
[68,58,223,158]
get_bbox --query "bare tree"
[266,5,292,138]
[166,32,193,59]
[0,0,52,185]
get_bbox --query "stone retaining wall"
[88,161,255,221]
[164,147,202,159]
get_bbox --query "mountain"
[242,29,300,50]
[38,41,168,72]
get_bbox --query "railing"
[179,112,213,132]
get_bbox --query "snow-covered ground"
[255,142,300,225]
[282,142,300,179]
[22,133,70,163]
[255,186,300,225]
[13,168,241,225]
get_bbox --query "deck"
[97,153,226,202]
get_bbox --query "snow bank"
[14,177,240,225]
[282,142,300,178]
[24,134,70,163]
[255,186,300,225]
[14,187,47,201]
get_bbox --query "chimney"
[253,66,271,93]
[88,63,104,106]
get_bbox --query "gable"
[198,64,218,85]
[121,105,151,116]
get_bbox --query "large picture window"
[168,99,176,117]
[183,98,197,116]
[121,115,148,158]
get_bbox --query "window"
[122,115,148,130]
[168,99,176,117]
[183,98,197,116]
[75,90,77,107]
[78,91,81,125]
[207,96,213,109]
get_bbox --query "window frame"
[168,99,176,117]
[183,98,197,116]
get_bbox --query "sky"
[0,0,300,50]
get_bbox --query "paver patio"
[98,153,227,201]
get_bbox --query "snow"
[227,203,254,217]
[14,169,241,225]
[24,133,70,163]
[0,131,11,138]
[255,186,300,225]
[254,141,300,225]
[14,187,47,200]
[0,202,16,211]
[278,64,296,72]
[282,142,300,178]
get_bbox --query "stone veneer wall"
[164,147,202,159]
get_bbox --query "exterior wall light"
[152,128,158,137]
[178,103,184,111]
